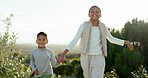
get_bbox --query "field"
[15,43,79,56]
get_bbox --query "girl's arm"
[63,24,84,55]
[58,24,84,63]
[105,26,133,51]
[106,26,124,46]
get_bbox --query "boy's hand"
[34,69,39,75]
[57,54,65,63]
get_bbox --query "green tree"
[114,48,144,78]
[121,18,148,68]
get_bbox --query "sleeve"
[30,51,37,72]
[105,26,124,46]
[66,24,84,50]
[50,50,59,67]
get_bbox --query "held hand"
[57,54,65,63]
[34,69,39,75]
[124,41,134,51]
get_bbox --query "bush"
[0,14,32,78]
[131,65,148,78]
[104,68,119,78]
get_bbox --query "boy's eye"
[38,38,46,41]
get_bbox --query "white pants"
[80,54,105,78]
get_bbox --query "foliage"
[53,63,74,77]
[131,65,148,78]
[121,18,148,67]
[114,48,144,77]
[0,14,32,78]
[104,68,119,78]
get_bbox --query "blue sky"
[0,0,148,44]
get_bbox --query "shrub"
[104,68,119,78]
[131,65,148,78]
[0,14,32,78]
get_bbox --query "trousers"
[80,54,105,78]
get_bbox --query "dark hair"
[37,32,47,39]
[89,5,101,13]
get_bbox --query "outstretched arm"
[124,40,134,51]
[58,24,84,63]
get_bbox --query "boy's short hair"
[37,32,47,39]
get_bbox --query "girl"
[58,5,133,78]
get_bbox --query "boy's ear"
[36,40,38,43]
[46,40,48,44]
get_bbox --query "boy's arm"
[30,52,37,72]
[50,50,59,67]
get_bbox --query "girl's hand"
[34,69,39,75]
[124,41,134,51]
[57,54,65,63]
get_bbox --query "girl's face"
[36,35,48,48]
[88,7,101,21]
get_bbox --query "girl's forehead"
[37,35,47,39]
[90,7,100,10]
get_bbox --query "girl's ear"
[99,13,102,18]
[88,13,90,18]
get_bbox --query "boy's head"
[36,32,48,48]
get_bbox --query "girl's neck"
[91,20,99,26]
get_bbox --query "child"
[58,5,133,78]
[30,32,60,78]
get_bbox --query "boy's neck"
[38,47,46,49]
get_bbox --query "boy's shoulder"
[45,48,54,53]
[31,48,38,51]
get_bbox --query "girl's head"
[36,32,48,48]
[88,5,101,21]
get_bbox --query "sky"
[0,0,148,44]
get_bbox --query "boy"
[30,32,60,78]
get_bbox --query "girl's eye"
[91,11,99,13]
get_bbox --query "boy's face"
[89,7,101,21]
[36,35,48,48]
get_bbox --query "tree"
[114,48,144,78]
[121,18,148,68]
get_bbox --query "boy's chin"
[38,46,45,48]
